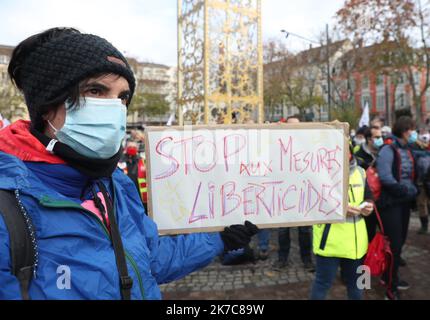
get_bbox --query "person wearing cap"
[354,126,383,171]
[0,27,258,300]
[352,126,368,152]
[353,126,383,242]
[381,126,392,139]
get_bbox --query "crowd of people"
[0,27,428,301]
[218,113,429,300]
[349,114,430,299]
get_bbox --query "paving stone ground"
[160,214,430,300]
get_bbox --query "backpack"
[366,166,381,201]
[0,190,36,300]
[0,185,134,300]
[366,144,399,202]
[364,205,393,291]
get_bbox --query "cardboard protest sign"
[145,123,349,235]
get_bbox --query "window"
[362,76,369,89]
[396,93,405,110]
[426,91,430,111]
[414,72,421,88]
[362,95,371,109]
[349,79,356,92]
[376,74,384,87]
[377,94,385,111]
[0,55,9,65]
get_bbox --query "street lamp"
[280,25,332,121]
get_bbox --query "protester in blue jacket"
[0,27,258,300]
[376,116,417,300]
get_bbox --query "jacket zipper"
[39,197,145,300]
[353,216,358,260]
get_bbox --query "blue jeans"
[258,229,270,251]
[310,255,364,300]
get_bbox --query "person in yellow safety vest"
[310,146,374,300]
[137,156,148,214]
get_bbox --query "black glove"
[220,221,259,252]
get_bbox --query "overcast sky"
[0,0,346,66]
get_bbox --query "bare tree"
[336,0,430,124]
[264,39,325,121]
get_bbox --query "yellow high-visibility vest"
[137,158,147,203]
[353,144,361,154]
[313,166,369,260]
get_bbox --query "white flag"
[359,101,370,128]
[0,113,10,129]
[166,113,175,126]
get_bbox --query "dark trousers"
[379,203,411,291]
[278,226,312,262]
[364,213,378,243]
[310,255,364,300]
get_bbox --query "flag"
[0,113,10,129]
[166,113,175,126]
[359,101,370,128]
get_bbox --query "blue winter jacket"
[376,137,418,208]
[0,151,224,300]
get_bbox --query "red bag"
[365,233,391,276]
[366,166,381,201]
[364,206,394,288]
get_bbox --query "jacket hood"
[0,120,65,164]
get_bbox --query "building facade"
[127,58,177,126]
[0,44,176,126]
[332,42,430,126]
[264,40,430,125]
[0,44,28,122]
[264,40,353,122]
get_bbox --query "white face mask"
[419,133,430,143]
[48,97,127,159]
[354,137,365,146]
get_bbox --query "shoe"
[303,260,315,272]
[384,290,401,300]
[397,280,410,291]
[273,259,288,270]
[258,249,269,261]
[399,257,407,267]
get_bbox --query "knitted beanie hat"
[19,32,136,108]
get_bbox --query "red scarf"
[0,120,65,164]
